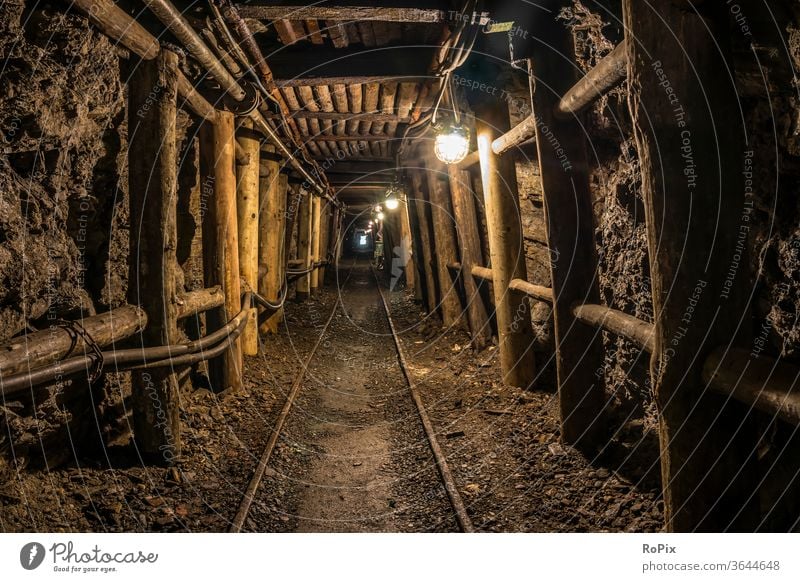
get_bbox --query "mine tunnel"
[1,0,799,535]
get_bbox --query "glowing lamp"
[376,211,385,221]
[434,121,470,165]
[384,182,403,211]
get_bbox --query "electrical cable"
[0,292,254,396]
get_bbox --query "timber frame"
[2,0,798,532]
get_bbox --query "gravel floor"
[0,259,662,532]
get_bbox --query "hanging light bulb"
[434,120,470,165]
[377,211,385,221]
[384,182,403,211]
[374,204,382,213]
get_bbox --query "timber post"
[623,0,759,531]
[410,170,439,314]
[318,203,331,283]
[399,195,417,294]
[296,190,313,301]
[424,161,464,328]
[200,109,243,392]
[447,164,491,349]
[258,146,287,333]
[526,4,605,444]
[127,49,181,463]
[474,103,537,390]
[236,118,260,355]
[310,196,322,293]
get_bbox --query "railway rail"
[230,260,474,533]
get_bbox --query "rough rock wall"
[0,2,130,471]
[509,0,800,422]
[0,3,203,470]
[0,2,128,339]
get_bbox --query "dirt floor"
[0,259,663,532]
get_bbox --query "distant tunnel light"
[434,122,470,165]
[359,234,367,246]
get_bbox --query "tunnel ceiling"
[173,0,463,209]
[235,1,454,210]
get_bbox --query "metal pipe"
[142,0,246,101]
[248,110,331,200]
[0,293,252,396]
[143,0,332,200]
[128,315,249,370]
[214,0,335,202]
[78,0,329,197]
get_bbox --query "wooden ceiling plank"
[325,20,349,47]
[305,19,325,44]
[236,4,447,23]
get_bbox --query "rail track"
[230,259,474,533]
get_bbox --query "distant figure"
[390,235,413,291]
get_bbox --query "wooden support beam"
[305,19,324,44]
[0,305,141,380]
[144,0,245,102]
[284,184,301,271]
[491,115,536,155]
[475,104,536,389]
[556,42,627,119]
[237,4,446,22]
[236,119,260,356]
[398,198,416,292]
[347,84,363,134]
[506,278,553,304]
[526,9,604,444]
[296,191,313,301]
[704,348,800,427]
[0,287,224,383]
[274,19,299,44]
[447,165,490,349]
[71,0,215,123]
[175,287,225,317]
[310,196,322,292]
[410,171,438,314]
[319,203,332,283]
[455,149,480,170]
[623,0,759,531]
[258,146,288,333]
[200,110,243,393]
[402,188,425,302]
[572,304,655,353]
[72,0,159,59]
[424,162,464,328]
[127,49,181,463]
